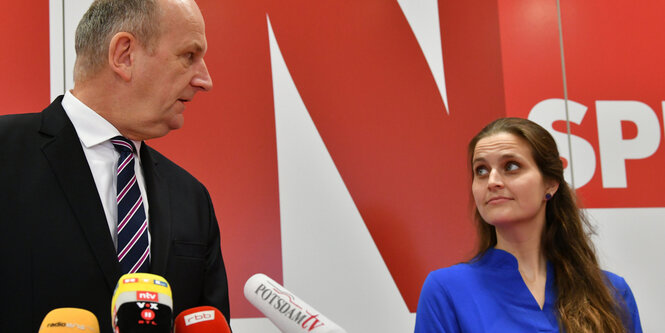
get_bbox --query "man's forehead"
[159,0,203,19]
[159,0,205,29]
[156,0,207,46]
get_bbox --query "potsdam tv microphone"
[244,273,347,333]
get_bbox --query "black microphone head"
[114,301,173,333]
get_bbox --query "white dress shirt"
[61,91,150,251]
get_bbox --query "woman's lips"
[487,196,511,204]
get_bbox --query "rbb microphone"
[111,273,173,333]
[244,273,347,333]
[38,308,99,332]
[174,306,231,333]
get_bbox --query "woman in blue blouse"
[415,118,642,332]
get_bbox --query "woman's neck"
[495,223,548,309]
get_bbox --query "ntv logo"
[136,291,159,302]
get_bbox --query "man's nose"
[192,59,213,92]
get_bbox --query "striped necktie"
[111,136,150,274]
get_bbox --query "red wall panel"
[0,2,50,115]
[559,1,665,207]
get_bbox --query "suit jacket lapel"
[39,97,121,291]
[140,144,172,276]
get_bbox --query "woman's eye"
[506,162,519,171]
[475,166,488,176]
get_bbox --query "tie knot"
[111,136,136,154]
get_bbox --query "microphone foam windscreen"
[174,306,230,333]
[38,308,99,332]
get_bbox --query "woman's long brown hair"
[468,117,629,332]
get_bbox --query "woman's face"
[471,132,557,228]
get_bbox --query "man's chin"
[167,115,185,131]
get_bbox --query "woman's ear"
[546,180,560,200]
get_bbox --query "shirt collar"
[473,247,520,270]
[61,91,142,151]
[475,247,558,310]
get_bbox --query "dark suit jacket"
[0,96,230,333]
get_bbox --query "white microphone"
[244,273,347,333]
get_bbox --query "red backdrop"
[3,0,663,319]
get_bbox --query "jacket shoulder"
[142,145,206,189]
[0,112,41,134]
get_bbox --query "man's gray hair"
[74,0,160,82]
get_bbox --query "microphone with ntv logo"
[111,273,174,333]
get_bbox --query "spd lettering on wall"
[500,1,665,207]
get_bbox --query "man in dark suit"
[0,0,230,332]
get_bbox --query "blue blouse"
[414,248,642,332]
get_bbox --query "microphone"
[38,308,99,332]
[174,306,231,333]
[111,273,173,333]
[244,273,347,333]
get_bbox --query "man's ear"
[108,32,136,82]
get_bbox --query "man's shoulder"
[0,97,66,137]
[142,145,204,187]
[0,112,41,130]
[0,112,44,149]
